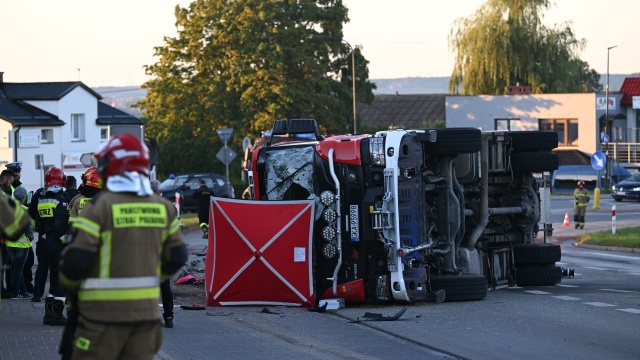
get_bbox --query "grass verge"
[577,226,640,248]
[179,213,199,229]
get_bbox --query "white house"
[0,72,143,191]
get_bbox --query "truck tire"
[516,265,562,286]
[509,131,558,152]
[513,244,561,266]
[430,273,487,302]
[511,152,559,173]
[426,128,482,155]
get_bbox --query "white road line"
[628,273,640,276]
[507,286,523,289]
[556,284,579,288]
[598,289,637,293]
[574,273,583,276]
[556,262,568,265]
[526,290,552,295]
[615,309,640,314]
[580,253,640,261]
[584,267,611,271]
[584,302,617,307]
[552,296,581,301]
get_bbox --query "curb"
[572,242,640,254]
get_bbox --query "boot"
[43,297,54,325]
[164,316,174,328]
[202,225,209,239]
[48,298,68,326]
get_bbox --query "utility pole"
[605,45,617,188]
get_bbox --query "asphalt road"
[158,195,640,360]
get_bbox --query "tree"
[449,0,598,95]
[138,0,375,177]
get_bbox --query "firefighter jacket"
[192,185,213,215]
[69,186,101,222]
[0,191,31,242]
[574,187,590,207]
[59,190,188,324]
[35,188,69,240]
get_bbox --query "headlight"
[369,137,385,166]
[633,187,640,191]
[322,243,337,259]
[321,226,336,241]
[320,191,335,206]
[322,208,337,223]
[611,185,616,190]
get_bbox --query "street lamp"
[605,45,617,188]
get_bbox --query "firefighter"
[59,133,187,359]
[33,167,70,325]
[0,190,32,317]
[192,179,213,239]
[69,166,102,223]
[573,180,590,229]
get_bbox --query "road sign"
[216,146,237,165]
[242,136,252,152]
[601,134,610,144]
[216,128,233,142]
[591,151,606,171]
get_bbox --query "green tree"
[138,0,375,178]
[449,0,598,95]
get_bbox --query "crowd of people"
[0,134,187,359]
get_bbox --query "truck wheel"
[509,131,558,152]
[511,152,559,173]
[516,265,562,286]
[513,244,561,266]
[426,128,482,155]
[430,273,487,302]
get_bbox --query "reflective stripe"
[37,199,60,218]
[5,203,25,237]
[73,217,100,238]
[168,218,180,235]
[99,231,112,278]
[78,287,160,301]
[111,203,167,228]
[80,276,160,290]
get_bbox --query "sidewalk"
[0,226,206,359]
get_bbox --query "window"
[41,129,53,144]
[100,128,108,141]
[495,118,521,131]
[71,114,85,141]
[539,119,579,147]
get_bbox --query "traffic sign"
[601,134,610,144]
[216,128,233,142]
[242,136,252,152]
[591,151,606,171]
[216,146,237,165]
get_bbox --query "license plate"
[617,191,625,195]
[349,205,359,242]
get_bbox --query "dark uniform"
[573,181,590,229]
[59,133,188,360]
[192,181,213,238]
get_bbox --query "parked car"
[611,172,640,202]
[160,173,235,211]
[551,165,631,193]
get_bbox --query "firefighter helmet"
[45,167,66,186]
[84,166,102,189]
[577,180,585,187]
[95,134,150,178]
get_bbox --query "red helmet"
[95,134,149,178]
[45,167,65,186]
[577,180,585,186]
[81,166,95,185]
[84,166,103,189]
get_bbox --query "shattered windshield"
[265,145,322,219]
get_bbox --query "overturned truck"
[246,119,560,303]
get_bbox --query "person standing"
[7,162,35,294]
[0,169,14,196]
[150,179,177,328]
[5,162,23,190]
[32,167,69,326]
[5,186,33,299]
[573,180,590,229]
[69,167,102,223]
[59,134,187,359]
[192,179,213,239]
[65,176,80,200]
[0,190,32,316]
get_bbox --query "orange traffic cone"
[562,212,570,227]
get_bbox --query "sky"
[1,0,638,87]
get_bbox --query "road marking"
[584,302,616,307]
[598,289,637,293]
[507,286,523,289]
[526,290,552,295]
[556,284,579,288]
[615,309,640,314]
[581,253,640,261]
[628,273,640,276]
[556,262,568,265]
[584,267,611,271]
[552,296,581,301]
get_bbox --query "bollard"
[612,205,616,235]
[592,187,600,210]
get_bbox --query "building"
[0,72,143,191]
